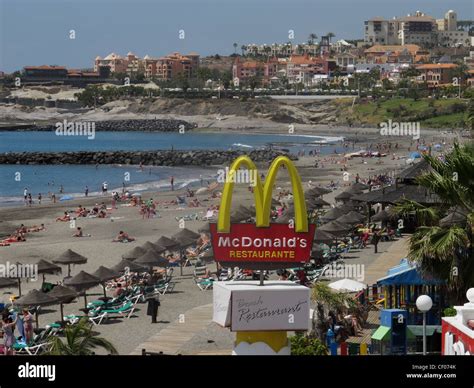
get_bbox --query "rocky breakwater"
[0,149,295,166]
[18,119,197,132]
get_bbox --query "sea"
[0,131,347,206]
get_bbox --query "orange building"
[415,63,457,87]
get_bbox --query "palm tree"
[240,45,247,56]
[233,42,238,55]
[394,143,474,305]
[308,33,318,45]
[327,32,335,44]
[47,317,118,355]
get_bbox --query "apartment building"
[94,52,199,80]
[415,63,457,87]
[364,44,430,64]
[365,9,471,48]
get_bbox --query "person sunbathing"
[27,224,45,232]
[75,206,88,217]
[2,232,26,243]
[189,198,200,208]
[56,212,71,222]
[113,231,135,243]
[16,224,28,234]
[98,210,107,218]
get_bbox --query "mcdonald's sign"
[210,155,315,269]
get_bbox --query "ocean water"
[0,131,346,205]
[0,131,344,153]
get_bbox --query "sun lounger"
[101,300,136,319]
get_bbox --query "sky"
[0,0,473,72]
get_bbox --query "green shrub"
[443,307,457,317]
[290,333,328,355]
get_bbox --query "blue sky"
[0,0,472,72]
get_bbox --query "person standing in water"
[85,186,89,197]
[170,176,174,191]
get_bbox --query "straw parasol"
[230,208,251,223]
[142,241,166,254]
[122,246,146,260]
[320,207,346,222]
[36,259,62,284]
[15,289,58,328]
[112,259,147,273]
[53,249,88,278]
[64,271,101,308]
[336,211,365,225]
[92,266,121,297]
[351,182,369,191]
[372,208,396,223]
[172,228,200,240]
[335,191,354,201]
[313,229,336,243]
[0,277,17,290]
[306,186,331,197]
[135,250,169,269]
[198,223,212,234]
[439,209,468,228]
[172,235,196,275]
[155,236,180,250]
[319,220,353,236]
[47,285,77,323]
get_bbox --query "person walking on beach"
[85,186,89,197]
[22,309,34,345]
[59,185,64,194]
[23,188,28,206]
[27,193,33,207]
[52,193,57,203]
[170,176,174,191]
[146,295,160,323]
[38,193,42,205]
[1,312,18,355]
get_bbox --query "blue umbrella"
[434,144,442,149]
[410,152,421,159]
[59,195,73,201]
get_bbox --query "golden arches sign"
[217,155,308,233]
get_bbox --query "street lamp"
[416,295,433,355]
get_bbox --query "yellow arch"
[217,155,308,233]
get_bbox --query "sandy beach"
[0,123,464,354]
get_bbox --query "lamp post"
[416,295,433,355]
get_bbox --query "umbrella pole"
[35,310,39,329]
[17,278,22,297]
[103,284,107,298]
[60,303,64,323]
[83,294,87,309]
[180,249,184,276]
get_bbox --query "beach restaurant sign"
[213,281,310,331]
[210,155,315,269]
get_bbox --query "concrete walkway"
[364,236,409,286]
[130,304,213,355]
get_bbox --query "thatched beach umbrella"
[310,197,330,207]
[320,207,346,222]
[155,236,180,250]
[336,211,365,225]
[64,271,100,309]
[313,229,336,244]
[122,246,146,261]
[351,182,369,191]
[112,259,147,273]
[372,208,396,223]
[230,208,251,223]
[53,249,88,278]
[172,235,196,275]
[439,209,468,228]
[142,241,166,254]
[319,220,353,236]
[0,277,17,290]
[47,285,77,323]
[36,259,62,284]
[198,223,212,234]
[335,191,354,202]
[92,266,120,297]
[15,289,58,328]
[172,228,200,240]
[135,250,169,270]
[306,186,331,197]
